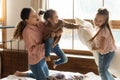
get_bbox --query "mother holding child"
[13,7,80,80]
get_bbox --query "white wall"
[6,0,31,49]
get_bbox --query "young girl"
[89,8,116,80]
[39,9,80,69]
[13,7,49,80]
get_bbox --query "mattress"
[1,70,119,80]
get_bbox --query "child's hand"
[76,25,83,29]
[51,32,55,38]
[52,43,57,48]
[55,29,63,36]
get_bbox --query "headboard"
[0,52,1,78]
[0,39,28,78]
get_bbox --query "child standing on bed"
[39,9,80,69]
[89,8,116,80]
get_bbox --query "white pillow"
[75,18,95,49]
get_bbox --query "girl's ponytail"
[38,10,45,16]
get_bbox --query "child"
[89,8,116,80]
[39,9,80,69]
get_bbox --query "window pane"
[0,0,2,43]
[0,0,2,18]
[48,0,73,19]
[74,0,102,19]
[112,29,120,46]
[104,0,120,20]
[59,28,72,49]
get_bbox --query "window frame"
[0,0,6,48]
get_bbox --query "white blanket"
[1,70,119,80]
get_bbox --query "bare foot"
[45,56,51,61]
[53,64,57,69]
[14,71,27,77]
[53,61,57,69]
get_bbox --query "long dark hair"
[13,7,32,40]
[89,8,115,43]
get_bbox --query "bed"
[0,36,119,80]
[1,70,120,80]
[0,50,119,80]
[0,49,94,80]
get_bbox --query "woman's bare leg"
[14,71,28,77]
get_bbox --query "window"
[0,0,2,43]
[112,29,120,46]
[47,0,120,50]
[0,0,2,18]
[0,0,6,48]
[104,0,120,20]
[48,0,73,19]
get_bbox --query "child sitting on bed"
[39,9,80,69]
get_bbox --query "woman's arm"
[23,27,45,56]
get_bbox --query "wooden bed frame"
[0,49,98,79]
[47,49,98,74]
[0,49,28,78]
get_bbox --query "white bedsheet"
[1,70,119,80]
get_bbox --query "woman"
[13,7,49,80]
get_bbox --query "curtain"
[30,0,47,11]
